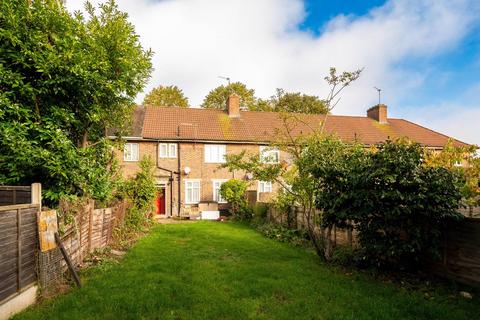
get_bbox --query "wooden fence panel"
[0,204,39,303]
[0,186,32,206]
[430,218,480,285]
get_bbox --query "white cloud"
[66,0,480,144]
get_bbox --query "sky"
[66,0,480,146]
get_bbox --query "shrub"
[122,156,156,229]
[314,140,464,269]
[220,179,251,220]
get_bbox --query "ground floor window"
[258,181,272,193]
[212,180,227,203]
[185,180,200,204]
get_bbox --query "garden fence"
[265,203,480,286]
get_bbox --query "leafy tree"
[143,85,189,107]
[219,179,251,220]
[0,0,152,204]
[253,89,329,114]
[424,140,480,212]
[314,140,464,269]
[221,68,362,259]
[202,82,257,110]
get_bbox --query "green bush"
[312,139,463,269]
[220,179,252,220]
[121,156,156,229]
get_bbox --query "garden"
[14,222,480,320]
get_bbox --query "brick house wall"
[116,141,282,216]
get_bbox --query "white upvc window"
[124,143,139,161]
[205,144,226,163]
[212,180,227,203]
[258,181,273,193]
[169,143,177,158]
[260,146,279,164]
[185,180,201,204]
[159,143,177,158]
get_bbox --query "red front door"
[156,188,166,215]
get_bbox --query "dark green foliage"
[312,140,464,269]
[0,0,152,204]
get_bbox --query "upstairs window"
[159,143,177,158]
[260,146,279,164]
[124,143,139,162]
[205,144,226,163]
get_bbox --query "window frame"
[258,181,273,193]
[259,146,280,164]
[204,144,227,164]
[169,143,177,158]
[124,143,139,162]
[212,179,228,203]
[184,179,201,204]
[159,143,177,158]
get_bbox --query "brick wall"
[117,141,283,216]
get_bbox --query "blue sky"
[67,0,480,145]
[301,0,480,111]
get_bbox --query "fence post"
[31,183,42,206]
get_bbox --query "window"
[258,181,272,193]
[260,146,279,164]
[212,180,227,203]
[185,180,201,204]
[205,144,226,163]
[169,144,177,158]
[124,143,139,161]
[159,143,177,158]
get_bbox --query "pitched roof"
[138,106,468,148]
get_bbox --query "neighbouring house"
[109,95,468,218]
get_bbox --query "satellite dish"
[184,167,191,175]
[245,172,253,180]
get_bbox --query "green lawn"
[15,222,479,320]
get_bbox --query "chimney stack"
[226,94,240,118]
[367,104,388,124]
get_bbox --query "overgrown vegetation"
[0,0,152,205]
[114,156,157,246]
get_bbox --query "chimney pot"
[367,104,388,124]
[226,94,240,118]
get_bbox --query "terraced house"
[111,95,467,218]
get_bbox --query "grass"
[15,222,480,320]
